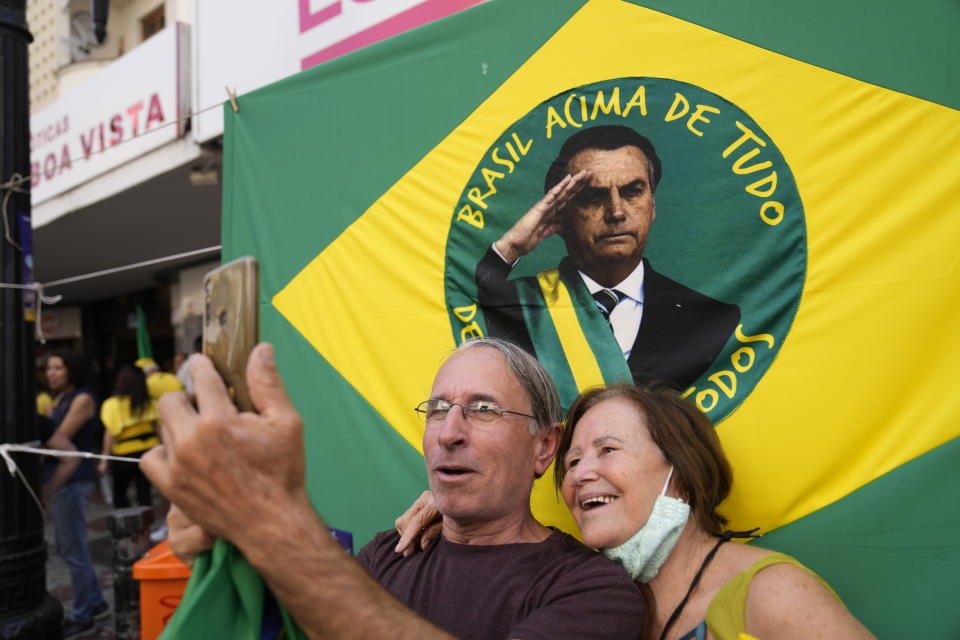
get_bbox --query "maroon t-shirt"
[357,528,645,639]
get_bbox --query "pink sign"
[299,0,485,70]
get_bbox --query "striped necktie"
[592,289,623,326]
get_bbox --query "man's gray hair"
[456,337,561,434]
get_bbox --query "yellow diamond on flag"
[274,0,960,536]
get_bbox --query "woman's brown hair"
[554,383,732,536]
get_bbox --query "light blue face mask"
[602,466,690,583]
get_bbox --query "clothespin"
[225,86,239,112]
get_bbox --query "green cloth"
[135,304,153,361]
[160,540,304,640]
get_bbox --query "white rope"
[6,453,44,514]
[43,245,222,288]
[1,443,142,465]
[1,173,28,251]
[0,244,221,341]
[0,442,143,514]
[0,245,221,293]
[0,281,63,343]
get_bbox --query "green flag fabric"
[162,1,960,638]
[135,304,153,361]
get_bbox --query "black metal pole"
[109,507,154,640]
[0,1,62,638]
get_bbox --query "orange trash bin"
[133,540,192,640]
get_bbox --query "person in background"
[43,349,109,640]
[176,335,203,395]
[135,357,184,400]
[36,363,54,417]
[98,365,160,508]
[135,356,182,542]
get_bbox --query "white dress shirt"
[579,262,645,358]
[490,243,645,358]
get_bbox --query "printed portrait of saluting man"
[475,125,741,390]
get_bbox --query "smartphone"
[203,256,259,412]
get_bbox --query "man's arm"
[475,246,536,354]
[476,171,590,354]
[241,494,450,639]
[140,344,453,640]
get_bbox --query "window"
[141,5,165,41]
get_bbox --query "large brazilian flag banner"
[166,0,960,637]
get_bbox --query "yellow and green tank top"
[678,552,840,640]
[100,395,160,455]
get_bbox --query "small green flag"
[135,305,153,361]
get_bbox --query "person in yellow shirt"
[36,364,54,416]
[36,390,54,417]
[99,365,160,508]
[135,357,184,400]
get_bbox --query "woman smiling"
[554,384,873,640]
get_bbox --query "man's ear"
[533,423,563,478]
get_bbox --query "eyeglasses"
[414,399,536,425]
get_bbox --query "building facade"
[27,0,484,391]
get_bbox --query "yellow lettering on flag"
[274,0,960,533]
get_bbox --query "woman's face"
[561,396,672,549]
[45,356,69,393]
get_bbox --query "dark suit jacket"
[475,247,740,389]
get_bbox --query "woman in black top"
[44,349,108,638]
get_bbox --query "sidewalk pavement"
[45,482,168,640]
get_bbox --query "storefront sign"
[39,306,83,340]
[29,23,190,204]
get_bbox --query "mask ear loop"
[660,466,675,496]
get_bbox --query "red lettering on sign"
[109,115,123,146]
[299,0,341,33]
[32,93,181,191]
[43,153,56,180]
[127,101,144,137]
[146,93,165,129]
[80,129,95,159]
[59,145,72,172]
